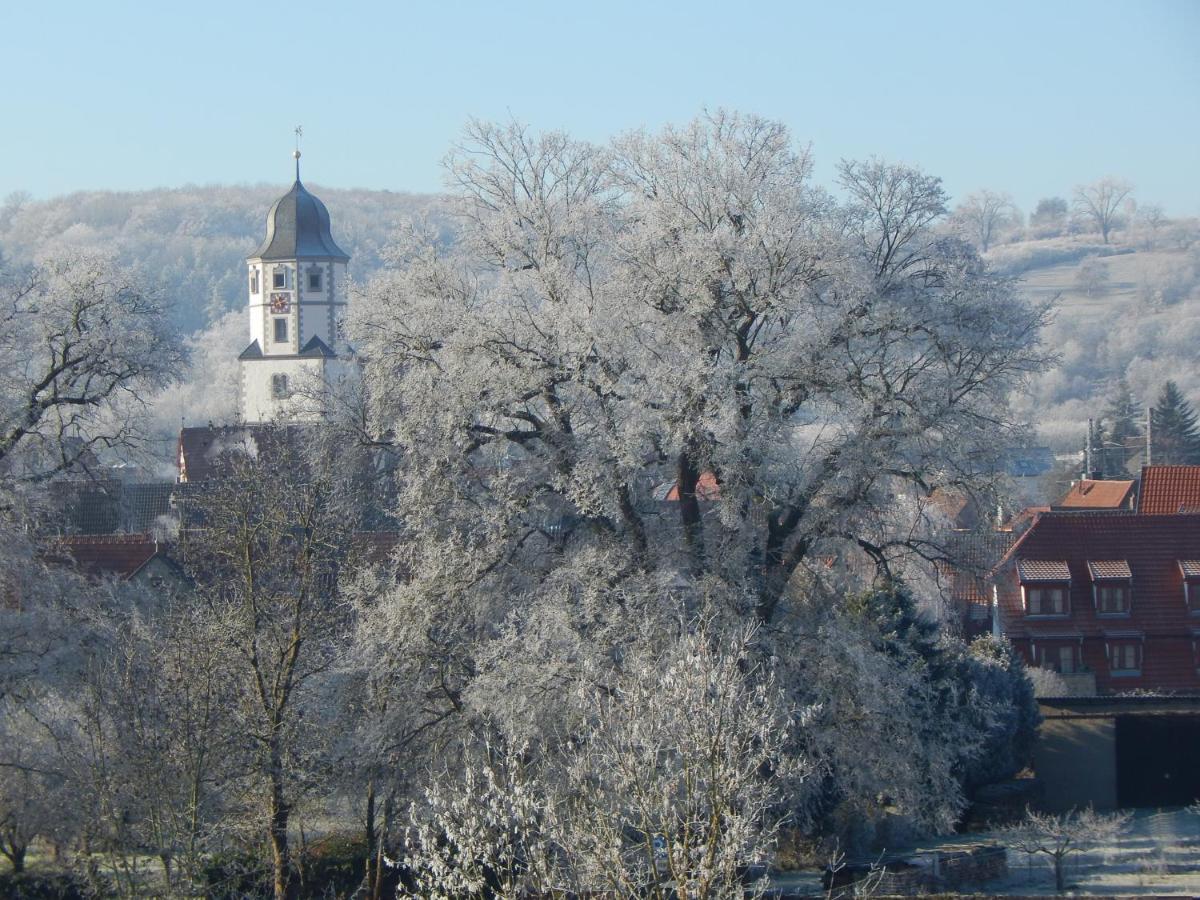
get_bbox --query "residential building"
[992,511,1200,696]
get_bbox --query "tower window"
[273,269,287,289]
[271,374,290,398]
[250,270,259,294]
[308,270,322,291]
[274,318,288,344]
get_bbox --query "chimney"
[1145,406,1153,467]
[1085,419,1102,480]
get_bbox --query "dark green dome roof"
[251,179,349,262]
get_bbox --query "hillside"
[995,236,1200,451]
[0,185,447,334]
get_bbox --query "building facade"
[240,151,353,423]
[993,511,1200,695]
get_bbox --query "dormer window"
[1088,560,1132,616]
[308,270,322,291]
[1181,561,1200,613]
[1018,560,1071,617]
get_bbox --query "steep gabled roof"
[238,340,264,360]
[1137,466,1200,514]
[1056,479,1135,510]
[298,335,336,358]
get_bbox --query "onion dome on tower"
[251,151,349,262]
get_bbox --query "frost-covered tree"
[1005,807,1130,891]
[353,112,1048,626]
[0,254,182,481]
[177,432,359,900]
[1074,256,1109,296]
[402,624,802,900]
[350,111,1049,844]
[1072,177,1133,244]
[1030,197,1068,236]
[952,189,1019,252]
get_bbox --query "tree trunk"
[364,778,376,897]
[2,842,27,874]
[269,765,293,900]
[676,449,705,568]
[1054,852,1066,891]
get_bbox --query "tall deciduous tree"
[953,190,1019,252]
[1072,177,1134,245]
[178,431,357,900]
[1151,381,1200,466]
[349,112,1050,847]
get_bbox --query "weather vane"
[293,125,303,179]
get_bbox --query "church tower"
[239,150,352,423]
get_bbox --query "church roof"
[251,179,349,262]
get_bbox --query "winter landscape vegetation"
[3,3,1200,899]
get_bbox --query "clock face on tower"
[270,293,291,313]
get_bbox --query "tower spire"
[293,125,303,182]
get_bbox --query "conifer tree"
[1151,381,1200,465]
[1098,378,1142,475]
[1102,379,1142,446]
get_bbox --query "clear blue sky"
[3,0,1198,214]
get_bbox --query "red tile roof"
[1087,560,1133,580]
[1056,479,1135,510]
[1137,466,1200,514]
[1017,560,1071,581]
[657,471,721,502]
[54,534,162,580]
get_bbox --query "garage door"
[1116,715,1200,808]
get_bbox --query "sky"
[2,0,1198,215]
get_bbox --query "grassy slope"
[1000,237,1200,450]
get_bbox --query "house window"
[273,269,287,289]
[308,270,322,291]
[1108,641,1141,675]
[273,318,288,343]
[250,270,259,294]
[1037,643,1079,674]
[1181,562,1200,612]
[1027,585,1068,616]
[271,374,289,398]
[1095,583,1130,615]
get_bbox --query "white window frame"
[273,318,288,344]
[1024,583,1070,617]
[273,268,287,289]
[1106,640,1142,676]
[1094,581,1131,616]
